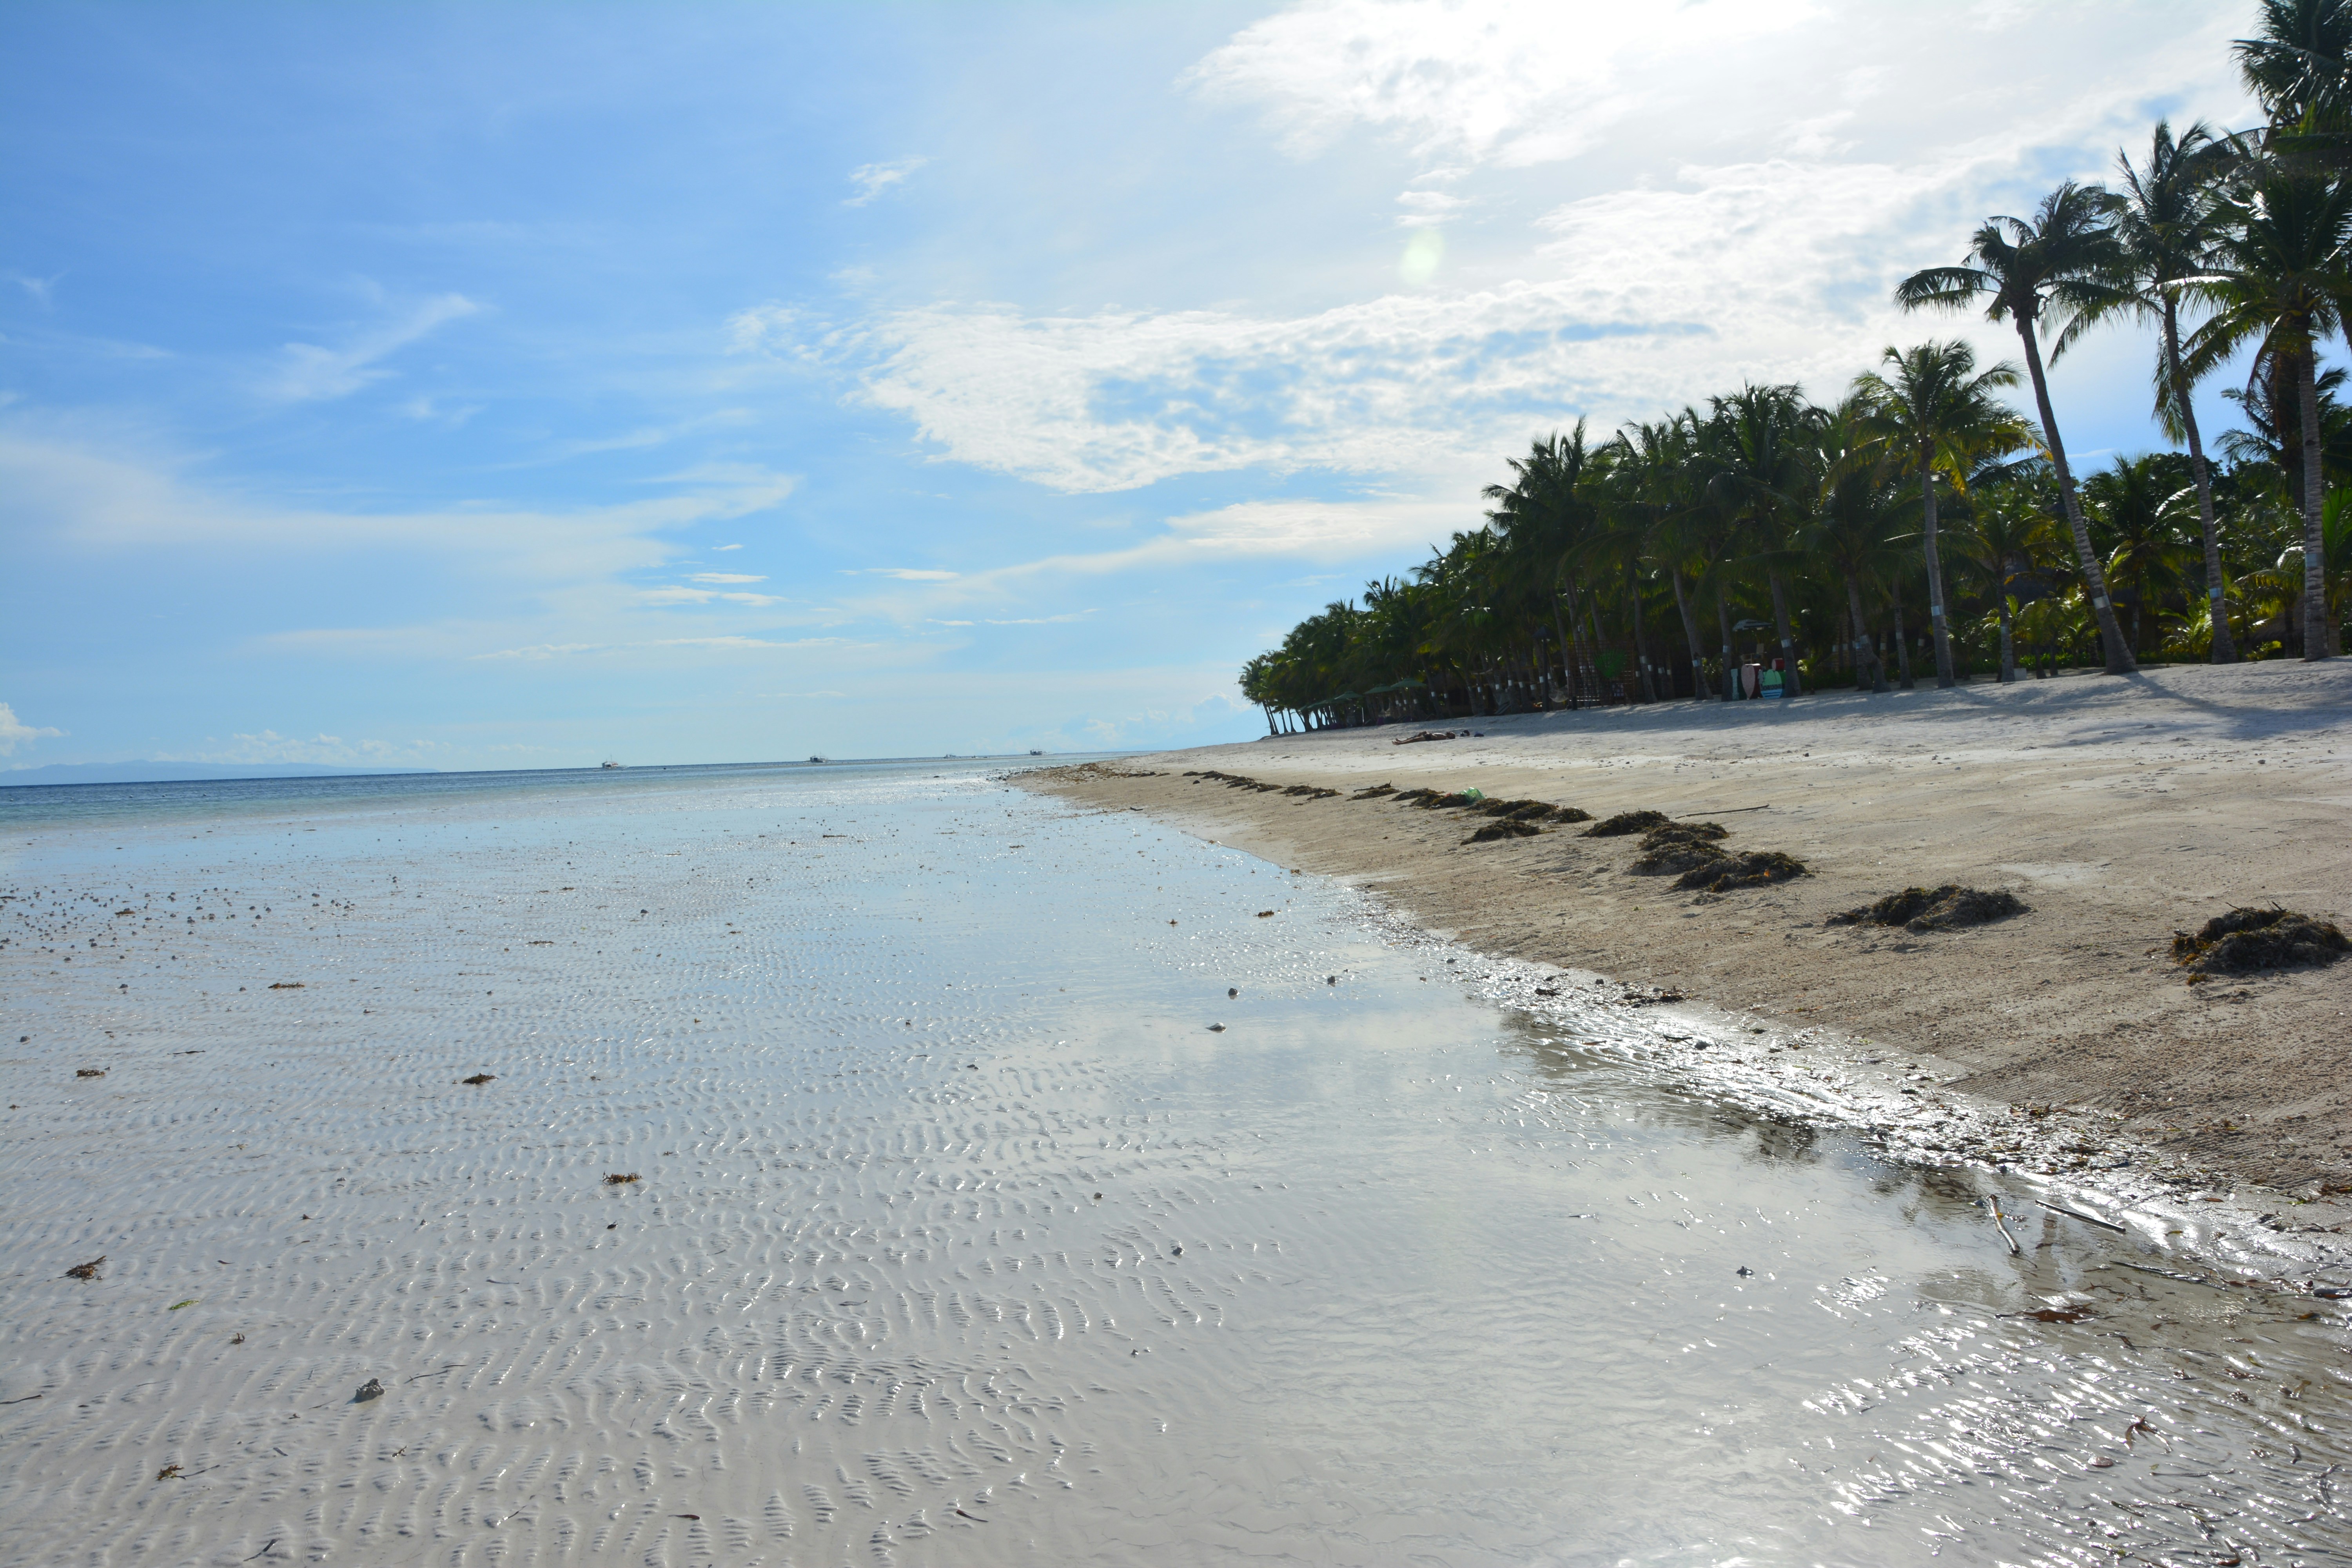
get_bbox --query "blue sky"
[2,0,2259,771]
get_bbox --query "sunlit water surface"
[2,760,2345,1567]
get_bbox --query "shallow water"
[3,762,2347,1567]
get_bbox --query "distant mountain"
[0,761,438,787]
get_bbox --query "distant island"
[0,761,441,788]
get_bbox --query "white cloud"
[844,156,929,206]
[0,701,65,755]
[688,572,767,583]
[1186,0,1819,166]
[711,543,743,551]
[2,430,795,584]
[846,567,960,581]
[809,0,2244,498]
[268,293,479,402]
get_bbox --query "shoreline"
[1024,660,2352,1266]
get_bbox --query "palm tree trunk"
[2297,345,2333,662]
[1919,466,1956,688]
[1766,568,1802,698]
[1893,599,1915,688]
[2164,299,2236,663]
[1714,581,1737,699]
[1628,568,1657,702]
[2018,318,2136,674]
[1996,577,2017,682]
[1669,564,1706,701]
[1846,575,1888,692]
[1550,596,1577,710]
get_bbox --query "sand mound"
[1675,850,1807,893]
[1831,885,2030,933]
[2171,907,2350,976]
[1585,810,1670,837]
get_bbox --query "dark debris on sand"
[460,1073,496,1086]
[1676,850,1808,893]
[1584,809,1670,837]
[64,1256,104,1281]
[1464,819,1544,844]
[1830,885,2030,932]
[2171,906,2350,978]
[604,1172,641,1185]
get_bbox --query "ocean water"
[2,760,2346,1567]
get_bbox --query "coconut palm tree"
[1483,427,1600,702]
[1850,341,2035,686]
[2072,121,2239,661]
[1612,416,1713,700]
[1895,183,2140,675]
[2181,163,2352,658]
[1808,398,1910,691]
[1697,384,1823,697]
[2083,456,2198,655]
[1950,471,2061,681]
[2238,0,2352,186]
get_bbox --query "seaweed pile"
[1676,850,1808,894]
[1628,821,1728,876]
[1184,770,1339,799]
[1830,885,2030,932]
[1583,810,1670,837]
[2171,906,2349,978]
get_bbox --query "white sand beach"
[1033,661,2352,1198]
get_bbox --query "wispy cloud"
[4,432,794,580]
[8,272,64,310]
[268,293,479,402]
[0,701,66,755]
[845,567,959,581]
[634,585,784,606]
[844,155,929,206]
[473,635,861,659]
[688,572,767,583]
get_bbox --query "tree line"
[1240,1,2352,732]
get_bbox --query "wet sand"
[7,759,2352,1566]
[1029,662,2352,1203]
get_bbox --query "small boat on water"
[808,755,827,764]
[600,760,622,769]
[1028,749,1044,756]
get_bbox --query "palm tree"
[1851,341,2034,686]
[1808,398,1910,691]
[1950,471,2060,682]
[1895,182,2140,675]
[2181,164,2352,659]
[2073,121,2239,661]
[1698,385,1822,697]
[1612,416,1713,700]
[2238,0,2352,184]
[1483,427,1599,702]
[2083,456,2198,655]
